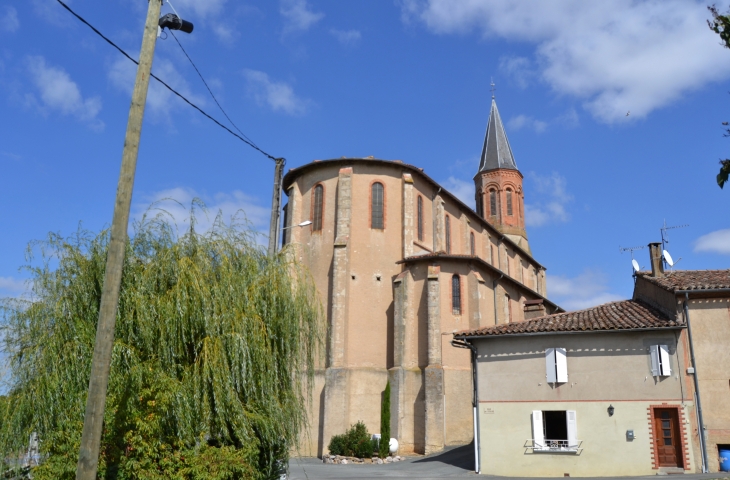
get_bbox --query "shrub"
[379,381,391,458]
[327,421,375,458]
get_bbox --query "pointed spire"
[477,98,518,173]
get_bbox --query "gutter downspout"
[452,338,480,474]
[682,292,709,473]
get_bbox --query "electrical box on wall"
[626,430,635,441]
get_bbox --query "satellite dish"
[663,250,674,267]
[632,259,640,272]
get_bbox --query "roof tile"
[636,270,730,292]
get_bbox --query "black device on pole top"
[159,13,193,34]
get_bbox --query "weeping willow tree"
[0,207,323,479]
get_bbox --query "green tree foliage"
[708,5,730,188]
[326,422,375,459]
[378,381,390,458]
[0,207,324,479]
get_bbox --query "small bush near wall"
[328,422,377,458]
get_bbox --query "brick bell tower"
[474,91,530,253]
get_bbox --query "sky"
[1,0,729,312]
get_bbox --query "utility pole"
[268,157,285,256]
[76,1,162,478]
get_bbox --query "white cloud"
[498,56,533,89]
[0,6,19,33]
[25,56,103,130]
[134,187,270,236]
[330,29,362,45]
[524,172,572,227]
[0,276,29,297]
[108,56,205,123]
[400,0,730,123]
[280,0,324,34]
[167,0,227,19]
[442,176,474,207]
[547,270,623,311]
[243,69,311,115]
[694,228,730,255]
[507,114,547,133]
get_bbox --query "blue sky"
[1,0,729,312]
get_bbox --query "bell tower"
[474,90,529,253]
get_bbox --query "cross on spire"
[490,78,496,99]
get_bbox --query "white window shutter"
[566,410,578,448]
[649,345,660,376]
[659,345,672,376]
[545,348,557,383]
[532,411,544,449]
[555,348,568,383]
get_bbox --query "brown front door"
[654,408,683,468]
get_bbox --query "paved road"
[288,444,730,480]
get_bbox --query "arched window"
[504,294,512,323]
[417,195,424,241]
[445,215,451,254]
[312,184,324,231]
[506,189,513,216]
[452,274,461,315]
[470,232,475,256]
[489,189,497,216]
[371,182,384,229]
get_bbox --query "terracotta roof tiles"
[636,270,730,292]
[455,300,679,338]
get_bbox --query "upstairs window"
[545,347,568,383]
[504,294,511,323]
[371,182,384,229]
[506,189,513,216]
[417,195,424,241]
[312,184,324,231]
[452,274,461,315]
[650,345,672,376]
[445,215,451,254]
[489,190,497,216]
[470,232,475,256]
[532,410,578,452]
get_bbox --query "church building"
[281,97,563,456]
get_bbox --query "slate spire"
[477,98,518,173]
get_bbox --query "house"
[454,242,730,475]
[280,97,564,456]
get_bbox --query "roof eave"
[454,324,686,341]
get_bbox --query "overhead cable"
[55,0,278,162]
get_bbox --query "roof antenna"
[620,245,646,280]
[490,78,496,99]
[660,219,688,270]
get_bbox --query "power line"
[55,0,278,162]
[168,30,259,150]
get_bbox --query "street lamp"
[283,220,312,230]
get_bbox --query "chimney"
[524,299,547,319]
[648,242,664,277]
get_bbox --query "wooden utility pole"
[267,157,285,256]
[76,1,162,478]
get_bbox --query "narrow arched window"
[506,189,513,216]
[417,195,424,241]
[371,182,384,229]
[445,215,451,254]
[504,294,512,323]
[470,232,475,256]
[312,184,324,231]
[489,190,497,216]
[452,274,461,315]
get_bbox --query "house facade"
[280,98,563,456]
[455,242,730,475]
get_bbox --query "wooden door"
[654,408,683,468]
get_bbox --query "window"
[506,189,513,216]
[281,203,289,245]
[452,274,461,315]
[491,245,496,266]
[470,232,475,256]
[545,348,568,383]
[371,182,384,229]
[532,410,578,452]
[417,195,424,241]
[312,184,324,231]
[650,345,672,376]
[489,190,497,216]
[504,294,511,323]
[445,215,451,254]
